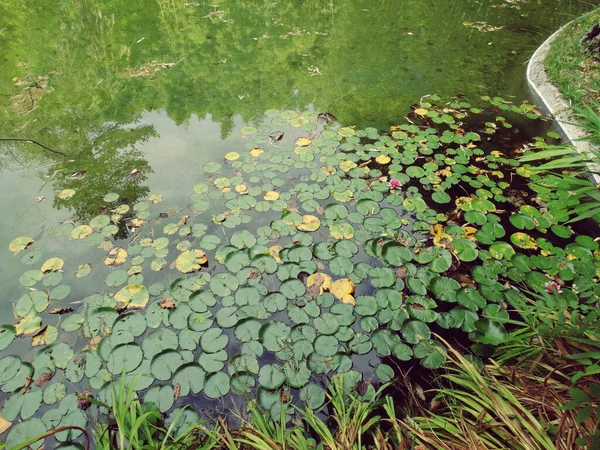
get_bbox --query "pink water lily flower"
[78,390,93,410]
[388,179,402,190]
[545,281,562,294]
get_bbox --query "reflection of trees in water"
[52,123,155,226]
[0,0,594,221]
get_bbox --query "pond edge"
[526,21,600,184]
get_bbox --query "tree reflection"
[0,0,594,224]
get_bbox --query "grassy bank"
[545,8,600,114]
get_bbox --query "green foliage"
[519,106,600,222]
[546,7,600,114]
[2,99,600,448]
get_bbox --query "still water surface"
[0,0,597,433]
[0,0,596,251]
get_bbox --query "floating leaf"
[413,340,447,368]
[510,232,538,250]
[41,257,64,273]
[31,325,58,346]
[43,382,66,405]
[330,278,356,305]
[103,193,119,202]
[296,215,321,232]
[102,248,128,268]
[15,314,42,336]
[70,225,93,240]
[5,418,46,450]
[57,189,76,200]
[375,154,391,164]
[203,162,222,174]
[107,344,143,374]
[114,285,150,309]
[175,250,208,273]
[0,325,16,351]
[204,372,230,399]
[264,191,280,201]
[16,291,49,317]
[225,152,240,161]
[258,364,286,390]
[306,273,332,297]
[330,222,354,239]
[75,263,92,278]
[9,236,34,254]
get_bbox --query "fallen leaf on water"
[35,372,52,387]
[160,297,176,310]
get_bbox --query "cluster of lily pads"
[1,96,599,448]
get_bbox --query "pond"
[0,0,598,446]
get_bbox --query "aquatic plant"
[1,97,599,448]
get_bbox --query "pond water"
[0,0,598,446]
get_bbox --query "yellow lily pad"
[330,278,356,305]
[75,263,92,278]
[330,222,354,240]
[306,273,332,296]
[264,191,280,201]
[296,215,321,232]
[375,154,391,164]
[9,236,34,254]
[70,225,93,240]
[269,246,283,263]
[295,137,312,147]
[114,284,150,309]
[149,193,163,204]
[249,148,264,157]
[0,416,12,434]
[104,247,128,266]
[430,224,453,248]
[41,257,64,273]
[15,314,42,336]
[176,250,208,273]
[339,160,357,172]
[510,232,538,250]
[57,189,76,200]
[225,151,240,161]
[31,325,58,346]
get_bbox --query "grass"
[12,349,600,450]
[545,8,600,114]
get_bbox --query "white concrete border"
[526,21,600,184]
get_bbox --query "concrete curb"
[526,21,600,184]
